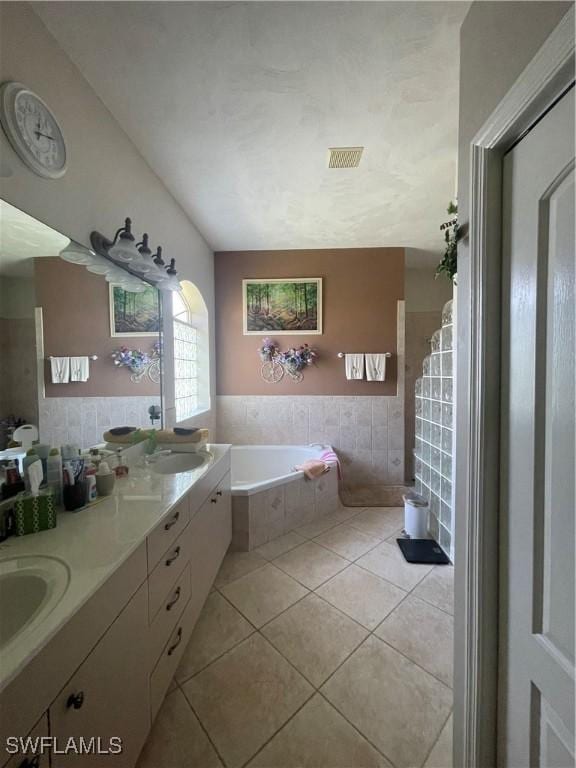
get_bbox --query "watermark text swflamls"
[5,736,123,756]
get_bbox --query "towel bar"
[47,355,98,361]
[336,352,391,358]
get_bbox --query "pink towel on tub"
[320,448,341,480]
[295,459,330,480]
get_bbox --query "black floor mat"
[396,537,451,565]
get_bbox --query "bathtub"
[231,444,328,495]
[230,444,340,551]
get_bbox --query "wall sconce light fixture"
[88,217,179,291]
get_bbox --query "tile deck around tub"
[137,506,455,768]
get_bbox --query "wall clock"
[0,81,67,179]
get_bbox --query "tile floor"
[138,505,454,768]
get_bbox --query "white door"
[500,87,575,768]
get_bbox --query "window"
[172,290,198,422]
[171,281,210,423]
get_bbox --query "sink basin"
[152,452,210,475]
[0,555,70,649]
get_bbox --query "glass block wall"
[413,298,454,558]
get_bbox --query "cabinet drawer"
[148,563,191,669]
[150,596,203,722]
[2,714,49,768]
[147,498,190,573]
[148,525,192,620]
[50,584,149,768]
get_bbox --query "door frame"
[455,8,575,767]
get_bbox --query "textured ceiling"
[34,2,468,262]
[0,200,69,277]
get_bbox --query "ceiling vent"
[328,146,364,169]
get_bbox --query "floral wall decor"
[258,337,318,384]
[111,341,161,383]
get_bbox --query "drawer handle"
[66,691,85,710]
[166,586,181,611]
[216,490,223,497]
[165,546,181,566]
[19,757,40,768]
[167,627,183,656]
[164,511,180,531]
[210,498,217,504]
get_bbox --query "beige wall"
[216,299,407,496]
[405,267,453,313]
[0,3,215,429]
[215,248,404,397]
[36,258,160,398]
[0,276,38,424]
[0,318,38,425]
[453,2,572,764]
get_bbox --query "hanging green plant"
[436,200,458,283]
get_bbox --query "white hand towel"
[365,353,387,382]
[70,356,90,382]
[50,357,70,384]
[345,353,364,380]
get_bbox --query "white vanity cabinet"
[188,471,231,615]
[0,448,232,768]
[3,715,49,768]
[147,469,232,721]
[49,584,150,768]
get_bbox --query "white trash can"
[403,494,429,538]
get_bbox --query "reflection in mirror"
[0,200,163,454]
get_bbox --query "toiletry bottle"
[5,461,20,486]
[22,449,41,493]
[1,461,25,501]
[84,460,97,503]
[86,474,97,503]
[114,448,129,478]
[47,448,63,507]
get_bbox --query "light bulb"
[86,255,112,275]
[104,267,130,283]
[59,241,95,265]
[108,234,139,263]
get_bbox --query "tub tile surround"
[218,395,406,500]
[38,395,162,448]
[139,505,454,768]
[231,470,341,551]
[216,301,407,505]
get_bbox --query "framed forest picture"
[242,278,322,335]
[109,284,161,337]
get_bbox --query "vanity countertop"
[0,444,231,692]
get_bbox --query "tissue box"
[14,489,57,536]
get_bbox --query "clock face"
[0,82,67,179]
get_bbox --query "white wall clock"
[0,81,67,179]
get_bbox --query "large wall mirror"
[0,199,163,452]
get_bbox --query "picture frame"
[242,278,323,335]
[109,283,160,337]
